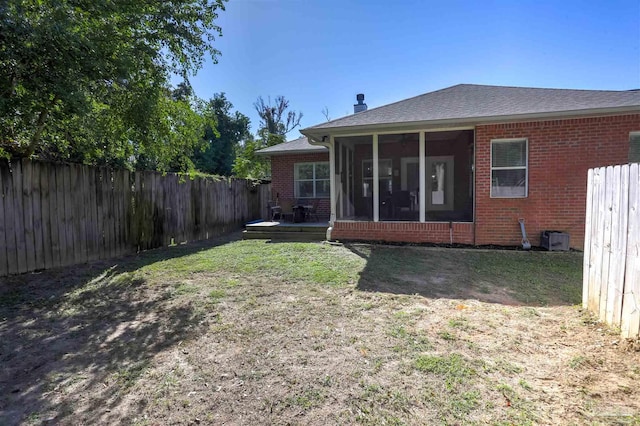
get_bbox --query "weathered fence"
[0,159,271,277]
[583,163,640,339]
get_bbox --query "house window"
[362,159,392,197]
[491,139,528,198]
[630,132,640,163]
[294,162,329,198]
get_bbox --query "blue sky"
[185,0,640,138]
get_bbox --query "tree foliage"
[253,95,302,144]
[0,0,225,172]
[233,95,302,179]
[192,93,250,176]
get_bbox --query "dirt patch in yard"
[1,234,638,425]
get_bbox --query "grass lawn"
[1,233,639,425]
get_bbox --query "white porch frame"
[323,127,474,225]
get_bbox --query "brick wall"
[475,114,640,249]
[331,221,475,245]
[270,152,331,218]
[269,113,639,248]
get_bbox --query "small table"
[293,205,312,223]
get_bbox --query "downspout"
[328,136,336,240]
[419,132,426,222]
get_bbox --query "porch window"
[362,159,392,197]
[294,162,330,198]
[491,139,528,198]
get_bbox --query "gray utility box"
[540,231,570,251]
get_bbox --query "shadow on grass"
[346,243,583,307]
[0,232,241,425]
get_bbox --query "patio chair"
[306,199,320,222]
[278,198,295,222]
[267,200,281,221]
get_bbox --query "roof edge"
[301,106,640,137]
[256,147,329,157]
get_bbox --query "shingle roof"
[304,84,640,132]
[256,136,328,156]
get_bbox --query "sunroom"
[306,129,475,225]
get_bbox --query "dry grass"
[1,233,638,425]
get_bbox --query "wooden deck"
[243,221,328,242]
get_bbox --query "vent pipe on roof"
[354,93,367,113]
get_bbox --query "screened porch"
[332,130,474,223]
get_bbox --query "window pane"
[296,181,314,198]
[492,169,526,197]
[363,160,373,178]
[630,134,640,163]
[492,141,526,167]
[296,164,314,179]
[315,180,330,197]
[379,159,393,177]
[315,162,330,179]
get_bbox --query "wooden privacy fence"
[0,159,271,277]
[583,163,640,339]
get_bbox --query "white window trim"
[490,138,528,198]
[294,162,330,199]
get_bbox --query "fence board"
[604,166,622,325]
[118,169,128,255]
[0,164,7,276]
[21,161,36,271]
[2,163,18,274]
[131,172,141,251]
[598,166,614,320]
[621,163,640,338]
[77,165,89,263]
[104,168,115,258]
[31,162,45,270]
[150,172,159,248]
[63,164,76,266]
[12,161,28,273]
[71,164,87,264]
[582,169,594,309]
[113,169,122,256]
[49,163,61,268]
[85,167,97,262]
[610,166,628,327]
[122,170,131,253]
[160,173,168,245]
[587,168,602,313]
[141,171,151,251]
[39,162,53,269]
[95,168,106,260]
[155,172,165,247]
[57,164,68,266]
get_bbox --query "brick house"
[258,84,640,249]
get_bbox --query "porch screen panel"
[378,133,419,221]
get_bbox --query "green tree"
[232,134,270,180]
[0,0,225,172]
[233,95,302,179]
[193,93,250,176]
